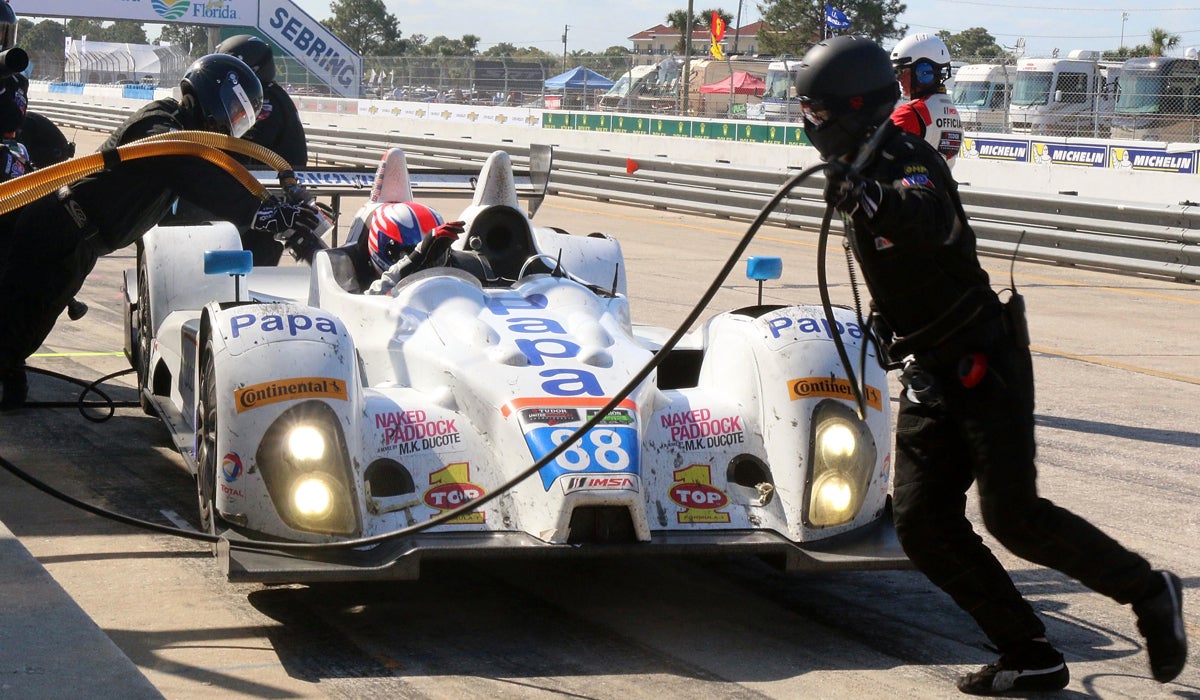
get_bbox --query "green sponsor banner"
[692,121,738,141]
[785,125,810,146]
[650,118,693,138]
[737,122,788,145]
[574,113,612,132]
[542,112,574,129]
[611,115,652,134]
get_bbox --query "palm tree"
[665,8,734,55]
[1148,27,1181,56]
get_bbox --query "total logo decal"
[375,409,462,453]
[669,464,731,524]
[221,452,243,483]
[423,463,485,524]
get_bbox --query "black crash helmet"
[793,35,900,160]
[216,34,276,85]
[179,54,264,138]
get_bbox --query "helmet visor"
[799,98,832,127]
[0,22,16,52]
[225,80,258,137]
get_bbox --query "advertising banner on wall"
[1108,146,1197,174]
[960,137,1030,162]
[1031,141,1107,168]
[9,0,361,98]
[9,0,257,25]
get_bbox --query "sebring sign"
[8,0,361,98]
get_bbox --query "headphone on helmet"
[913,60,936,86]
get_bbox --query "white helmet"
[891,33,952,89]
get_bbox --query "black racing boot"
[0,365,28,412]
[1134,570,1187,683]
[957,640,1069,696]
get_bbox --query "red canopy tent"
[699,71,766,96]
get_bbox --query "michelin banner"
[9,0,361,99]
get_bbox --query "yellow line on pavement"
[30,351,125,358]
[1032,345,1200,385]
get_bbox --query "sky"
[291,0,1200,58]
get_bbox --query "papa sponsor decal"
[961,137,1030,162]
[424,463,485,524]
[375,409,462,453]
[788,376,882,412]
[234,377,347,413]
[1032,142,1106,167]
[227,311,339,339]
[670,464,730,524]
[1109,147,1196,173]
[763,312,865,343]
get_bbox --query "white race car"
[124,147,908,583]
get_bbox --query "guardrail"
[32,101,1200,283]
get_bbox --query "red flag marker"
[626,158,639,174]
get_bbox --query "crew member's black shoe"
[67,297,89,320]
[1134,570,1187,683]
[0,366,28,412]
[957,640,1069,696]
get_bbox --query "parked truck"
[1111,55,1200,142]
[762,59,802,121]
[1009,50,1121,137]
[952,63,1012,132]
[597,57,686,113]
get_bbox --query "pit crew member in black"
[216,34,308,265]
[0,54,320,411]
[795,35,1186,696]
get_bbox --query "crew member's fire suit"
[0,95,314,408]
[833,128,1157,652]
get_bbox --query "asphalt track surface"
[0,129,1196,698]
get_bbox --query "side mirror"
[1053,89,1064,103]
[788,85,798,99]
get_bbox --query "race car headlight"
[293,474,335,517]
[288,426,326,461]
[804,401,877,528]
[257,400,358,536]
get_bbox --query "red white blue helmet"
[367,201,445,271]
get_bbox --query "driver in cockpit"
[363,201,465,295]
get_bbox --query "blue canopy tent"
[543,66,614,108]
[543,66,615,91]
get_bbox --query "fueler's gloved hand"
[251,199,325,263]
[823,162,883,220]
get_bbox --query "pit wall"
[31,82,1200,206]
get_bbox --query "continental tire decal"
[788,376,882,411]
[234,377,348,413]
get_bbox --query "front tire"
[195,343,222,539]
[135,250,155,415]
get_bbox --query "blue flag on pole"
[825,4,851,30]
